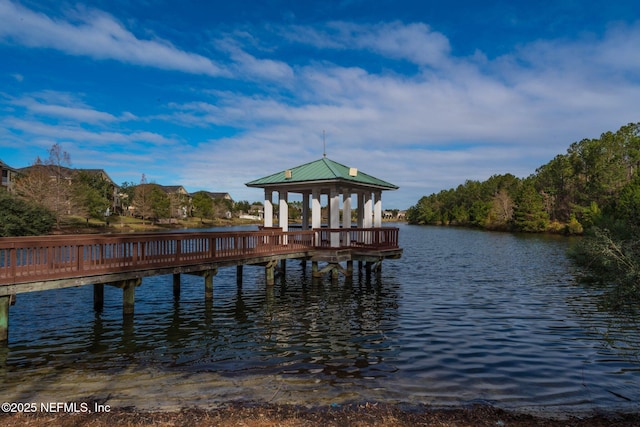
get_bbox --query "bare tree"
[14,143,74,228]
[132,174,154,224]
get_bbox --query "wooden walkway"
[0,227,401,342]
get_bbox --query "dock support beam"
[93,283,104,311]
[204,269,217,301]
[236,265,243,287]
[173,274,181,299]
[265,260,278,286]
[0,296,9,343]
[122,279,141,316]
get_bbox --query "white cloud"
[3,12,640,208]
[2,117,178,146]
[13,92,118,123]
[166,20,640,207]
[0,0,226,76]
[284,21,451,67]
[332,21,452,67]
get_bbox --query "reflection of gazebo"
[245,156,399,235]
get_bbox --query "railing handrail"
[0,228,399,286]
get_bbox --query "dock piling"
[265,260,278,286]
[204,269,217,301]
[236,265,243,287]
[122,279,141,316]
[173,274,181,300]
[93,283,104,311]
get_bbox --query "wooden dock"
[0,227,401,343]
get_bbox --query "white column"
[264,190,273,227]
[357,192,364,228]
[374,190,382,228]
[302,192,310,230]
[343,189,352,246]
[363,192,373,228]
[329,187,340,247]
[279,190,288,231]
[311,188,322,247]
[312,188,322,229]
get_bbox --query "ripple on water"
[1,225,639,415]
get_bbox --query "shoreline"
[2,402,639,426]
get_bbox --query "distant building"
[383,209,406,221]
[158,185,191,218]
[196,191,234,219]
[0,160,18,192]
[204,191,234,202]
[17,164,121,213]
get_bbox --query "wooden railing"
[0,230,313,286]
[0,227,399,286]
[314,227,400,250]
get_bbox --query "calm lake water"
[1,224,639,416]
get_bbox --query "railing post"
[10,245,16,281]
[76,245,83,273]
[133,241,139,264]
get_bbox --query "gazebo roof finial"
[322,129,326,158]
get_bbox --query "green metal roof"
[245,157,398,190]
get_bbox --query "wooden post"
[236,265,243,287]
[93,283,104,311]
[0,296,9,344]
[173,273,181,300]
[346,260,353,277]
[204,269,217,301]
[265,260,277,286]
[280,259,286,276]
[122,279,139,316]
[312,261,318,277]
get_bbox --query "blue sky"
[1,0,639,209]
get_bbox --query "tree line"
[1,144,258,236]
[407,122,640,309]
[407,122,640,234]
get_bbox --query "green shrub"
[0,191,55,236]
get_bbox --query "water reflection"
[1,224,639,414]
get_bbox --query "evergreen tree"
[0,191,55,236]
[191,191,214,221]
[73,170,111,221]
[512,181,549,232]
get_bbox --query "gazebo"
[245,156,398,234]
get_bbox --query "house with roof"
[158,185,191,219]
[0,160,18,193]
[17,164,121,214]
